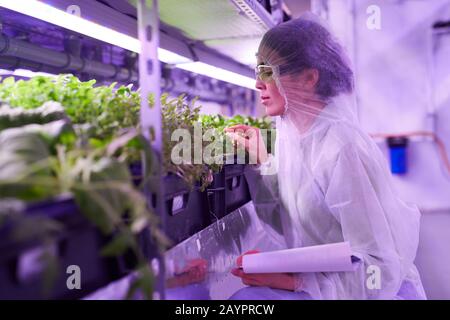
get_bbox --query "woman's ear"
[300,69,319,91]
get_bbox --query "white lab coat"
[238,101,427,300]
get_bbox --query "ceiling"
[103,0,274,68]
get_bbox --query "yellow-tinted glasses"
[255,64,275,82]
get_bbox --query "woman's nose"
[255,78,266,91]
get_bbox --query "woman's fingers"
[225,132,247,146]
[224,125,260,144]
[232,268,261,284]
[232,267,298,290]
[231,268,245,277]
[226,126,259,137]
[236,249,261,268]
[224,124,253,132]
[226,131,260,154]
[225,127,267,165]
[231,268,261,283]
[242,277,262,287]
[240,274,267,287]
[236,254,243,268]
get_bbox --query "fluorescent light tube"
[0,68,56,78]
[13,68,57,78]
[0,0,188,63]
[0,0,256,89]
[0,69,12,75]
[177,62,256,90]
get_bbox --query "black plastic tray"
[130,163,212,246]
[161,175,211,246]
[207,164,251,221]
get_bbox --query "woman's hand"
[231,250,299,292]
[224,125,268,165]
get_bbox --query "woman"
[224,15,426,300]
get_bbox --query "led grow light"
[177,62,256,90]
[0,0,256,89]
[0,68,56,78]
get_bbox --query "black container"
[160,175,211,246]
[0,196,150,299]
[131,162,212,246]
[207,164,251,221]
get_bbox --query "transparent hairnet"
[244,14,426,299]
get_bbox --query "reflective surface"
[84,201,283,300]
[165,201,283,300]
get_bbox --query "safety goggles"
[255,64,275,82]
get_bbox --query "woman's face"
[255,64,321,117]
[255,74,286,116]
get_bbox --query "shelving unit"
[0,0,286,300]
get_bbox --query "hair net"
[244,14,426,299]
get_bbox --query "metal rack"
[5,0,275,81]
[0,0,281,299]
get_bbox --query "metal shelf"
[0,0,281,300]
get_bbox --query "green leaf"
[125,265,154,300]
[0,126,57,200]
[100,232,133,257]
[73,157,132,234]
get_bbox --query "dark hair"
[259,17,354,99]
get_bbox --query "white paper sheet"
[242,242,356,273]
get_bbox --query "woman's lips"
[261,96,270,105]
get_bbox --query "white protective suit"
[237,15,427,300]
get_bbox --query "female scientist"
[225,15,426,300]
